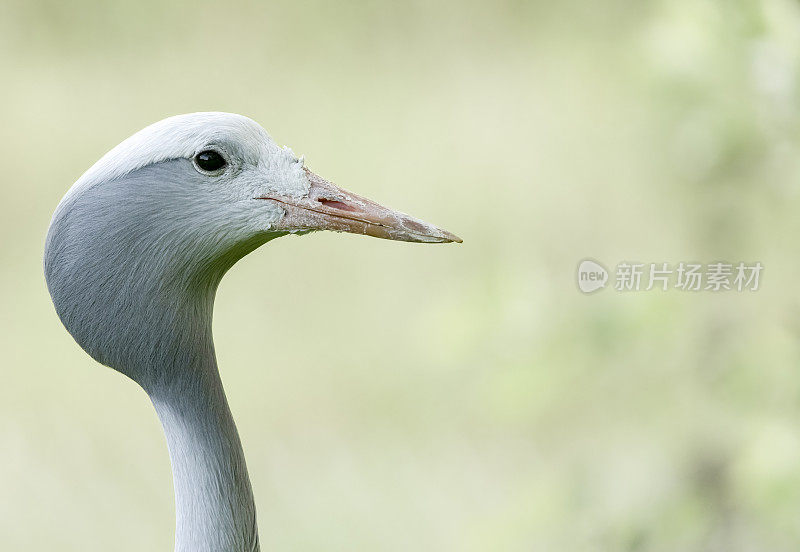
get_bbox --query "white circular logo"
[577,259,608,293]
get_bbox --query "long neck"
[43,167,282,551]
[138,281,260,552]
[149,345,260,552]
[44,163,278,552]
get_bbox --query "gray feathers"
[43,114,302,552]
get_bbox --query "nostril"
[318,198,357,212]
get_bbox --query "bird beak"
[258,168,462,243]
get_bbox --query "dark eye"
[194,150,227,172]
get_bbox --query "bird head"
[44,112,459,379]
[78,111,459,242]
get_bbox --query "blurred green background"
[3,0,800,550]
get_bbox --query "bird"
[43,112,460,552]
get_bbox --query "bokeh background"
[3,0,800,550]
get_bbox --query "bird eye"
[194,150,227,173]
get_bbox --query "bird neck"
[138,282,260,552]
[150,352,260,552]
[44,165,278,552]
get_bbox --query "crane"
[44,112,460,552]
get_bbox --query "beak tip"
[411,226,462,244]
[444,232,463,244]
